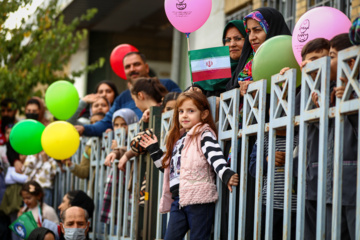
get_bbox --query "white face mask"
[63,227,87,240]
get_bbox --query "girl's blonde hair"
[163,91,217,168]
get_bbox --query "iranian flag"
[189,46,231,82]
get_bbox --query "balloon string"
[185,33,194,87]
[186,33,190,52]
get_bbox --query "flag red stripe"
[192,68,232,82]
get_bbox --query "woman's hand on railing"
[279,67,290,75]
[104,152,116,167]
[227,173,239,193]
[118,154,129,172]
[139,134,158,149]
[239,81,253,97]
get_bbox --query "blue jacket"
[83,79,181,136]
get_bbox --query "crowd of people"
[0,6,358,240]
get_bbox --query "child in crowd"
[136,92,181,205]
[90,96,110,116]
[162,92,180,112]
[65,112,106,179]
[115,77,169,171]
[22,151,57,206]
[101,108,138,224]
[19,180,59,225]
[139,91,239,239]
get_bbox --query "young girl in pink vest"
[140,91,239,240]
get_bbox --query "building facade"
[61,0,359,96]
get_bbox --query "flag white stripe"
[190,56,230,72]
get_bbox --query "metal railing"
[53,45,360,239]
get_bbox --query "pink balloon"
[292,6,351,64]
[164,0,212,33]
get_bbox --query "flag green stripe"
[189,46,230,61]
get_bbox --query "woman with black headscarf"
[196,20,247,97]
[226,7,291,92]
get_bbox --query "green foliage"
[0,0,104,112]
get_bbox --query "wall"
[70,37,89,98]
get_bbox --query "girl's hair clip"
[29,184,36,193]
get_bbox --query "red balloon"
[110,44,138,79]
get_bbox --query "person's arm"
[22,155,37,176]
[117,149,138,171]
[67,100,88,125]
[141,134,164,172]
[200,131,236,184]
[69,145,91,179]
[43,205,60,224]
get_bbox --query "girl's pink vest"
[159,123,218,213]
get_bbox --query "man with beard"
[0,99,17,146]
[75,52,181,137]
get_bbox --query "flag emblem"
[189,46,231,82]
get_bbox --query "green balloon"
[45,80,79,120]
[252,35,301,93]
[9,120,45,155]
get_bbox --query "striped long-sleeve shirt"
[249,134,298,210]
[146,130,235,198]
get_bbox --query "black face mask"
[1,116,15,132]
[25,113,39,121]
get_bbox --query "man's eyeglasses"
[223,36,244,43]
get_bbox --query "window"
[307,0,352,18]
[225,4,253,24]
[261,0,296,30]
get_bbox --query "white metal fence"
[53,45,360,239]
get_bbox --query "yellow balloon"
[41,121,80,160]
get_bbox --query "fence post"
[126,123,139,239]
[332,46,360,240]
[155,109,174,239]
[216,88,239,239]
[88,137,101,239]
[264,69,296,240]
[296,56,330,240]
[238,80,266,240]
[146,106,162,240]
